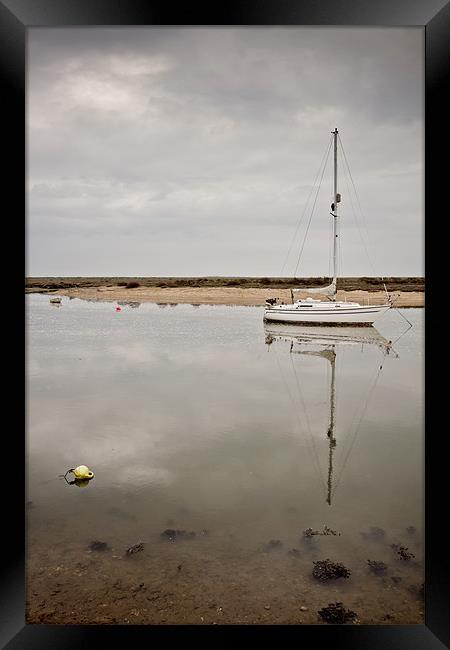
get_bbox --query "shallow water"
[26,295,424,624]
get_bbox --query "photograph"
[25,26,425,626]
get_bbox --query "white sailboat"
[264,128,391,326]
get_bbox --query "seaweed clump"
[367,560,388,575]
[321,526,339,536]
[318,602,357,624]
[88,540,110,552]
[312,559,351,582]
[160,529,196,541]
[303,526,340,538]
[391,544,415,561]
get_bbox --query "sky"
[27,27,423,277]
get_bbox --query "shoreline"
[27,286,425,308]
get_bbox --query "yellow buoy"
[72,465,95,480]
[62,465,95,484]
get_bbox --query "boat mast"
[326,347,337,505]
[332,128,339,301]
[294,345,337,505]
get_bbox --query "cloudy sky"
[27,27,423,277]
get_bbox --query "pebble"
[264,605,271,610]
[300,606,308,611]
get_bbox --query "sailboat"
[264,129,391,326]
[264,321,396,505]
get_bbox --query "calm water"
[26,295,424,624]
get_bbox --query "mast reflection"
[264,323,397,505]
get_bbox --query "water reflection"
[26,296,423,625]
[263,323,398,507]
[118,301,141,308]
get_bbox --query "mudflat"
[26,278,424,308]
[51,286,423,308]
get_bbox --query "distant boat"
[49,297,62,304]
[264,128,391,326]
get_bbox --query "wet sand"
[27,512,423,625]
[34,285,424,308]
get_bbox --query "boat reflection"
[264,322,395,353]
[263,322,397,505]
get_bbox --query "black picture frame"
[2,0,448,647]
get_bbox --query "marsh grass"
[26,276,424,292]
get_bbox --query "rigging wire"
[340,148,371,280]
[288,350,328,495]
[280,134,333,276]
[338,140,379,279]
[331,348,388,498]
[339,143,414,330]
[331,347,378,475]
[273,344,327,497]
[294,138,333,278]
[328,211,333,279]
[338,134,389,300]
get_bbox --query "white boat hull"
[264,302,390,325]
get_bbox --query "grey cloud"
[27,27,423,276]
